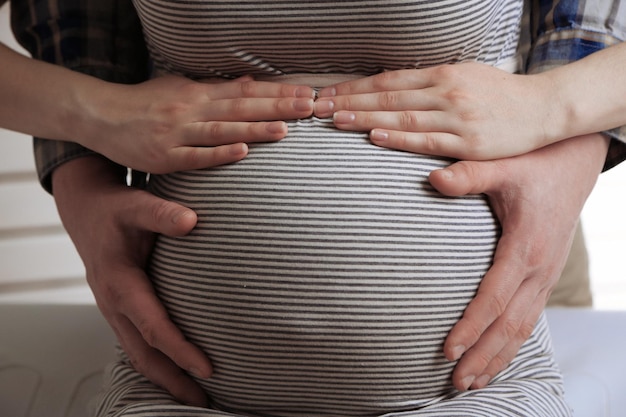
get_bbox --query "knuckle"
[128,354,149,374]
[517,320,536,340]
[339,94,354,110]
[160,102,190,121]
[432,64,456,81]
[393,132,409,150]
[500,316,520,340]
[378,91,398,109]
[444,88,470,108]
[137,319,159,348]
[239,80,256,97]
[489,292,509,318]
[466,322,485,344]
[274,97,286,113]
[474,349,494,370]
[183,146,203,168]
[489,354,510,374]
[207,121,224,140]
[456,316,486,346]
[152,200,176,226]
[94,279,125,307]
[231,97,248,114]
[421,132,440,153]
[399,111,419,130]
[181,81,204,96]
[371,70,395,90]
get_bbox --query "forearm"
[9,0,149,193]
[529,0,626,169]
[0,43,113,144]
[541,42,626,142]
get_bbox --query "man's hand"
[428,133,609,391]
[52,156,211,406]
[80,75,315,173]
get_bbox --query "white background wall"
[0,2,624,308]
[0,3,92,303]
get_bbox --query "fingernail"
[318,87,336,97]
[450,344,466,361]
[229,142,248,155]
[473,374,491,389]
[370,129,388,143]
[461,375,475,391]
[171,209,191,225]
[439,169,454,180]
[293,98,314,112]
[266,121,287,134]
[188,367,210,379]
[295,86,315,98]
[333,111,356,124]
[314,99,334,117]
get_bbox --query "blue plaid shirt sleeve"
[10,0,149,193]
[529,0,626,170]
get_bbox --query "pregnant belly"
[148,118,499,416]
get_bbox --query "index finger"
[443,233,524,361]
[203,78,316,100]
[119,275,213,379]
[317,68,438,97]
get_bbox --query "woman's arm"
[548,41,626,142]
[313,41,626,160]
[0,41,102,142]
[1,42,314,174]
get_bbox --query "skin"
[27,48,618,400]
[47,76,314,406]
[48,67,611,400]
[431,133,608,390]
[1,43,315,174]
[52,131,608,403]
[8,0,623,405]
[52,156,210,406]
[314,43,626,160]
[314,71,610,390]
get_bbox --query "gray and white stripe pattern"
[133,0,522,77]
[94,1,571,416]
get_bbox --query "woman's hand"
[78,75,315,173]
[431,133,608,390]
[314,64,563,160]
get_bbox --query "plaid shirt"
[8,0,626,193]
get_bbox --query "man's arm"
[443,0,626,390]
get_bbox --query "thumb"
[119,189,198,237]
[429,160,506,196]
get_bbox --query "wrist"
[51,155,127,198]
[532,70,574,146]
[64,77,122,152]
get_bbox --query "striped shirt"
[90,2,570,416]
[134,0,521,77]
